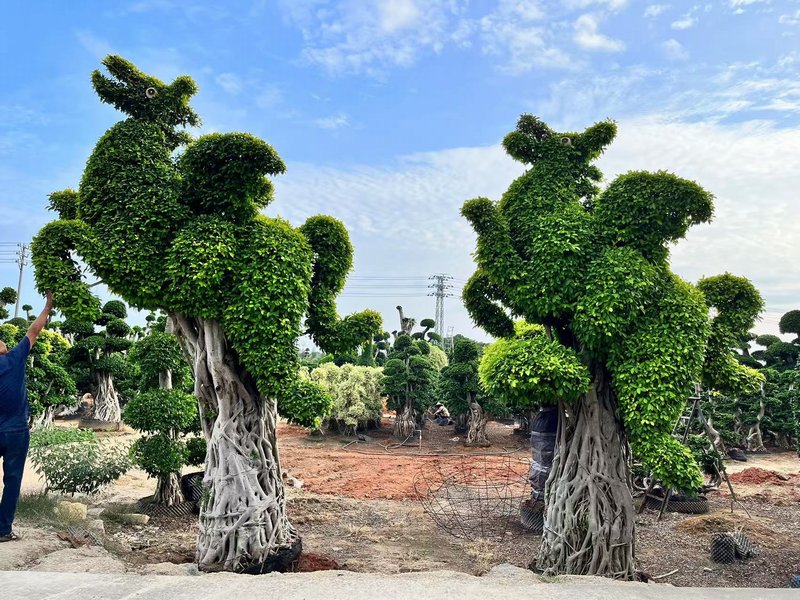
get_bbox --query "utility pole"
[14,243,28,318]
[428,273,453,345]
[445,326,455,354]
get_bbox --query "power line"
[0,242,29,318]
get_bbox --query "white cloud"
[278,0,467,76]
[779,10,800,25]
[566,0,629,11]
[268,117,799,339]
[662,38,689,60]
[255,86,282,110]
[727,0,769,6]
[314,113,350,129]
[644,4,670,17]
[574,14,626,52]
[671,13,697,29]
[215,73,243,94]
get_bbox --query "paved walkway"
[1,564,796,599]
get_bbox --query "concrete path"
[1,564,795,600]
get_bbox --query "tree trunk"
[536,367,635,579]
[94,371,121,423]
[465,396,490,447]
[154,472,184,505]
[169,314,298,573]
[394,400,416,439]
[30,406,56,429]
[746,385,766,452]
[454,412,468,434]
[697,405,726,454]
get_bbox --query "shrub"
[30,427,96,448]
[29,437,130,495]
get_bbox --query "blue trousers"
[0,430,29,535]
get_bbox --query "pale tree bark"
[94,371,122,423]
[537,367,635,579]
[170,314,297,572]
[394,400,416,439]
[154,473,184,505]
[465,395,490,447]
[746,384,766,452]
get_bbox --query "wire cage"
[413,454,531,541]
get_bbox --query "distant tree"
[0,287,17,320]
[438,338,501,446]
[383,335,438,438]
[310,362,384,435]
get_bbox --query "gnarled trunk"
[537,367,635,579]
[94,371,121,423]
[465,396,490,447]
[170,314,297,573]
[155,473,184,505]
[746,385,766,452]
[394,401,416,439]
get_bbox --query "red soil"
[277,420,530,500]
[729,467,796,486]
[293,552,339,572]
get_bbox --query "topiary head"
[91,55,199,130]
[502,114,616,168]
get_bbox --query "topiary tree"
[438,337,501,446]
[779,310,800,345]
[461,114,752,578]
[0,286,17,320]
[62,301,133,424]
[310,362,384,436]
[32,55,380,572]
[125,327,203,505]
[383,335,438,438]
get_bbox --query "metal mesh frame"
[413,455,531,541]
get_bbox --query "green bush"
[186,436,207,466]
[30,427,96,448]
[29,438,130,495]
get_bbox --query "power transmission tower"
[14,243,29,318]
[0,242,28,318]
[428,273,453,345]
[445,326,455,354]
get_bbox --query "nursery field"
[5,419,799,588]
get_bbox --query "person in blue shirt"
[0,291,53,542]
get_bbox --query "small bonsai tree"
[383,335,438,438]
[0,287,17,320]
[63,300,133,424]
[438,338,501,446]
[124,328,204,505]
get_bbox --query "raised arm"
[26,291,54,347]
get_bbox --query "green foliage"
[0,286,17,306]
[129,330,191,391]
[279,377,333,429]
[460,113,751,493]
[756,334,780,348]
[33,55,379,434]
[131,434,188,479]
[438,338,504,419]
[779,310,800,336]
[480,322,589,410]
[30,427,96,448]
[382,335,439,416]
[427,345,449,372]
[310,363,384,433]
[29,437,130,496]
[697,274,765,394]
[124,389,198,434]
[186,436,207,466]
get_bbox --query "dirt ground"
[8,418,800,587]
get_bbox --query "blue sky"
[1,0,799,344]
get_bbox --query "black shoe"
[0,532,19,543]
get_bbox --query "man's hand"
[45,290,54,311]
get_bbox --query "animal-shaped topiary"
[464,115,762,578]
[32,56,381,573]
